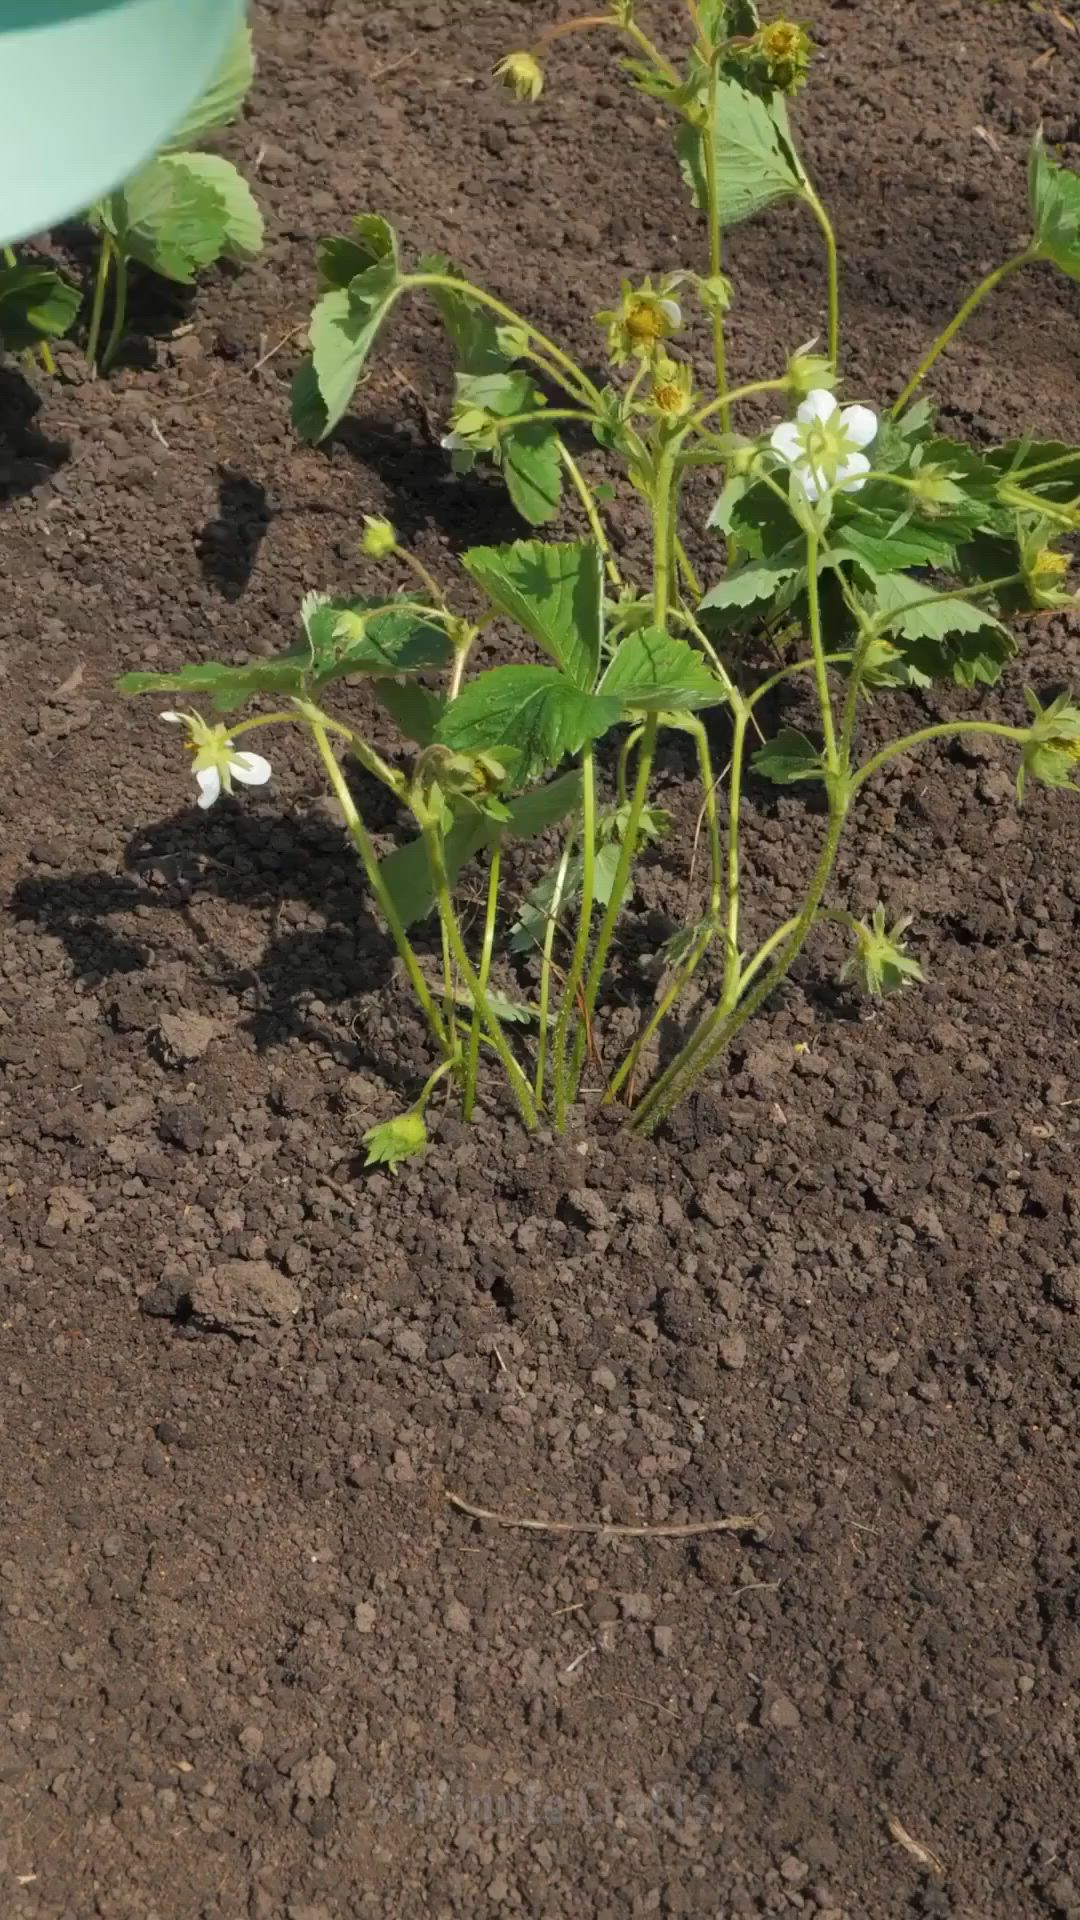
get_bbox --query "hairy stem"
[852,719,1028,794]
[409,272,602,410]
[100,249,129,374]
[309,722,451,1057]
[800,183,840,370]
[702,51,729,418]
[552,750,597,1128]
[559,439,623,587]
[463,847,501,1122]
[85,234,112,369]
[422,822,539,1131]
[891,248,1040,417]
[805,527,839,771]
[534,843,572,1109]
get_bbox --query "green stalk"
[570,442,678,1096]
[702,50,729,417]
[800,183,840,370]
[559,439,622,587]
[85,234,113,369]
[463,847,501,1122]
[534,843,572,1110]
[721,701,747,998]
[805,527,839,771]
[551,749,597,1128]
[852,720,1027,794]
[100,249,129,374]
[308,723,452,1058]
[603,715,725,1107]
[421,822,538,1132]
[891,247,1040,418]
[408,272,602,410]
[632,798,848,1134]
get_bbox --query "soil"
[3,2,1080,1916]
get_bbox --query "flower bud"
[699,273,734,317]
[360,515,397,560]
[785,337,836,398]
[493,50,544,103]
[740,19,814,94]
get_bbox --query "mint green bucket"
[0,0,244,245]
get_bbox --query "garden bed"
[2,2,1080,1915]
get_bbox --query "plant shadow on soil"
[0,364,71,504]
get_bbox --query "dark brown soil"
[3,3,1080,1916]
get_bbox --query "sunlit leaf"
[438,664,620,778]
[599,627,729,712]
[462,539,604,691]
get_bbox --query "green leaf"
[501,420,564,524]
[165,153,263,260]
[379,769,582,926]
[419,251,510,374]
[292,263,399,441]
[0,264,79,350]
[437,665,620,778]
[117,657,313,710]
[451,986,538,1026]
[865,573,1015,689]
[676,77,801,226]
[105,156,230,281]
[300,592,451,680]
[1029,129,1080,282]
[832,492,963,573]
[988,438,1080,502]
[461,539,604,691]
[510,838,623,953]
[362,1110,427,1173]
[700,559,803,613]
[165,23,255,146]
[374,680,445,746]
[752,727,823,785]
[318,215,398,290]
[725,479,801,561]
[598,627,729,713]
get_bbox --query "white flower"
[160,710,272,810]
[770,389,878,503]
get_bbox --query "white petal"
[160,710,184,724]
[835,452,871,493]
[795,459,825,504]
[770,421,804,464]
[839,404,878,450]
[195,765,221,810]
[440,432,464,451]
[228,751,272,788]
[659,298,682,329]
[796,389,838,427]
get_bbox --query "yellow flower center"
[653,382,685,415]
[626,300,665,343]
[762,21,802,59]
[1034,548,1069,581]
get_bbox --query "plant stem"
[421,822,538,1130]
[1010,447,1080,484]
[100,249,128,373]
[617,723,645,808]
[463,846,501,1121]
[559,439,622,587]
[675,536,703,599]
[800,183,840,370]
[747,651,852,711]
[891,247,1040,418]
[852,719,1027,794]
[85,235,113,369]
[552,750,597,1128]
[805,527,838,771]
[722,701,747,998]
[602,716,725,1108]
[394,545,449,608]
[408,272,602,410]
[688,375,789,435]
[534,842,572,1109]
[702,51,729,418]
[308,722,451,1056]
[736,915,801,994]
[624,18,681,82]
[632,797,848,1133]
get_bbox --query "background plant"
[84,22,264,371]
[0,250,79,374]
[120,0,1080,1163]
